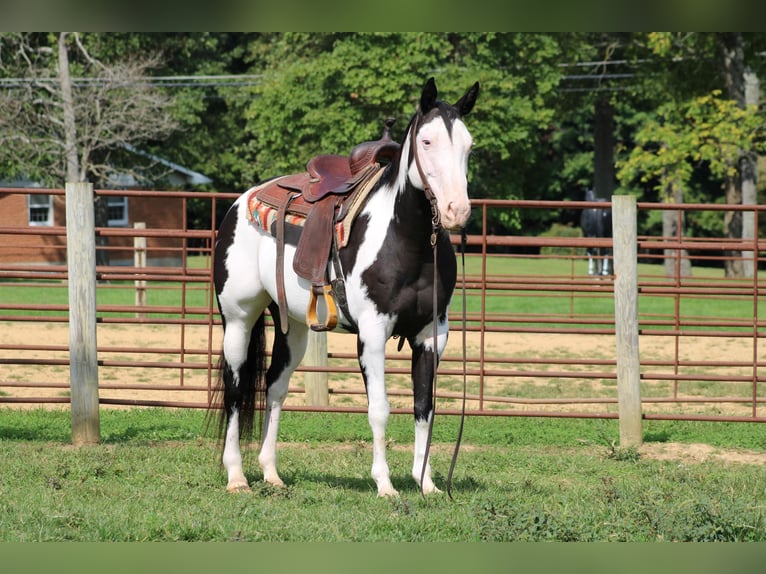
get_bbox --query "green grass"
[0,256,212,319]
[1,255,760,332]
[452,254,763,333]
[0,284,211,318]
[1,408,764,542]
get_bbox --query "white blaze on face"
[409,114,473,230]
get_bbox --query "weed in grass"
[673,499,765,542]
[476,498,573,542]
[605,443,641,463]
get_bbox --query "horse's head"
[408,77,479,231]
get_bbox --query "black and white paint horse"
[580,189,612,276]
[212,78,479,497]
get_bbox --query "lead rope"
[446,229,468,499]
[420,195,440,500]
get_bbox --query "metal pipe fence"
[0,187,763,423]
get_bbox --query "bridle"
[410,110,442,245]
[410,109,469,500]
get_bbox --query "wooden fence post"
[612,195,642,447]
[134,222,147,318]
[304,331,329,406]
[66,182,100,445]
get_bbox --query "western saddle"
[251,118,400,333]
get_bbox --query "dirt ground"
[1,321,764,466]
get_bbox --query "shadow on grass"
[0,422,70,442]
[240,467,484,497]
[0,408,206,443]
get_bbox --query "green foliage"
[236,32,564,236]
[4,32,766,240]
[617,90,766,201]
[250,35,544,161]
[539,222,584,256]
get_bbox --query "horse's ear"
[420,77,438,113]
[455,81,479,116]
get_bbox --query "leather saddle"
[254,118,400,333]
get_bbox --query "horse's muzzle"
[442,200,471,230]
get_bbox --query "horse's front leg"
[357,326,397,497]
[410,317,450,494]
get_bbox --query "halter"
[410,110,442,246]
[410,109,468,500]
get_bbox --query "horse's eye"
[422,139,431,147]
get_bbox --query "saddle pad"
[245,167,385,249]
[248,192,348,249]
[248,190,306,232]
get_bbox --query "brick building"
[0,156,212,267]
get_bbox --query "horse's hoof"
[264,476,285,488]
[422,485,442,495]
[377,486,400,498]
[226,482,251,493]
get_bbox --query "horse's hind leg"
[220,312,263,492]
[601,249,612,276]
[258,308,308,487]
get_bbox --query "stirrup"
[307,284,338,332]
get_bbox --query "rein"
[446,230,468,499]
[411,112,468,500]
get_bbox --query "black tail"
[206,313,267,445]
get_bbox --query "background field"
[1,320,761,420]
[3,253,764,417]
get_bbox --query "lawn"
[1,408,764,542]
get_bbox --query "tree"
[617,90,765,276]
[84,32,262,234]
[0,32,178,265]
[236,32,564,235]
[94,32,261,194]
[0,32,177,186]
[617,32,766,278]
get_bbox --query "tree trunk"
[724,178,744,278]
[663,179,692,278]
[58,32,110,267]
[93,195,111,268]
[741,70,759,278]
[718,32,746,278]
[57,33,79,184]
[594,96,615,201]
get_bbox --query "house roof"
[120,143,213,186]
[2,146,213,189]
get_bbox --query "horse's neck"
[372,132,434,243]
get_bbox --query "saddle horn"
[349,117,401,176]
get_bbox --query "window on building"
[107,196,128,226]
[28,194,53,226]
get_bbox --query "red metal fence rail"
[0,187,763,423]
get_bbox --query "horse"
[211,77,479,497]
[580,189,612,276]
